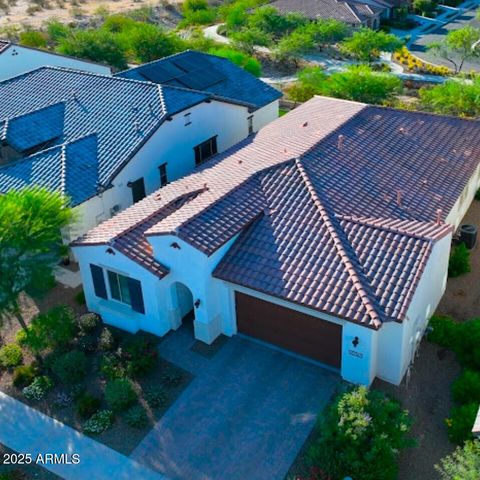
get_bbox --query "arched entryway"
[171,282,195,329]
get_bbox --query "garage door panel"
[235,292,342,368]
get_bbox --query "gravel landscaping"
[0,286,192,456]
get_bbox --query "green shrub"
[0,343,23,368]
[22,376,53,401]
[74,289,86,305]
[83,410,113,434]
[99,328,116,351]
[78,334,97,353]
[144,386,167,408]
[454,319,480,370]
[307,386,413,480]
[21,306,77,354]
[446,403,477,444]
[427,315,458,349]
[452,370,480,404]
[123,336,158,377]
[123,404,148,428]
[105,378,137,412]
[100,353,126,380]
[75,392,101,419]
[435,439,480,479]
[12,364,38,388]
[78,313,100,333]
[51,350,88,384]
[449,243,471,277]
[19,30,48,48]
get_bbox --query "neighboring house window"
[159,163,168,187]
[128,177,146,204]
[248,115,254,135]
[194,136,218,166]
[184,112,191,126]
[107,270,132,306]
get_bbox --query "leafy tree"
[413,0,437,16]
[436,440,480,480]
[231,27,272,54]
[340,28,403,62]
[288,65,401,104]
[308,387,413,480]
[210,47,261,77]
[0,187,74,334]
[306,18,349,46]
[19,30,48,48]
[102,14,138,33]
[419,78,480,117]
[57,29,128,70]
[247,6,306,39]
[181,0,217,26]
[276,28,314,60]
[221,0,251,32]
[128,24,185,63]
[428,26,480,73]
[45,20,71,44]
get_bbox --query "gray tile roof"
[74,96,478,328]
[117,50,282,111]
[270,0,387,23]
[0,41,9,54]
[0,66,213,206]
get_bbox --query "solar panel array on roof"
[172,56,202,72]
[177,68,226,90]
[140,63,184,83]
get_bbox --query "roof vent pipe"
[436,209,442,225]
[396,190,402,208]
[337,134,345,150]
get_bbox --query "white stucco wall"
[73,244,170,337]
[375,233,451,385]
[68,99,278,241]
[0,45,111,80]
[445,162,480,229]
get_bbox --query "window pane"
[118,274,132,305]
[108,271,121,301]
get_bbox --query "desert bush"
[75,392,101,418]
[454,319,480,370]
[0,343,23,368]
[446,403,477,444]
[21,306,77,354]
[449,243,471,277]
[83,410,113,434]
[105,378,137,412]
[452,369,480,404]
[435,439,480,479]
[22,375,53,401]
[99,328,116,351]
[144,386,167,408]
[124,404,148,428]
[78,313,100,333]
[100,353,126,380]
[78,334,97,353]
[427,314,458,349]
[123,336,158,377]
[19,30,48,48]
[307,386,413,480]
[51,350,88,384]
[12,364,38,388]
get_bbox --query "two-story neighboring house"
[116,50,281,135]
[73,96,480,387]
[0,40,111,80]
[0,64,280,241]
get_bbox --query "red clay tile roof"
[74,96,478,327]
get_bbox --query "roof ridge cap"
[294,158,382,328]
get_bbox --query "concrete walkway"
[0,392,167,480]
[132,332,339,480]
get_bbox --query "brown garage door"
[235,292,342,368]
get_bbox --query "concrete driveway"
[131,330,339,480]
